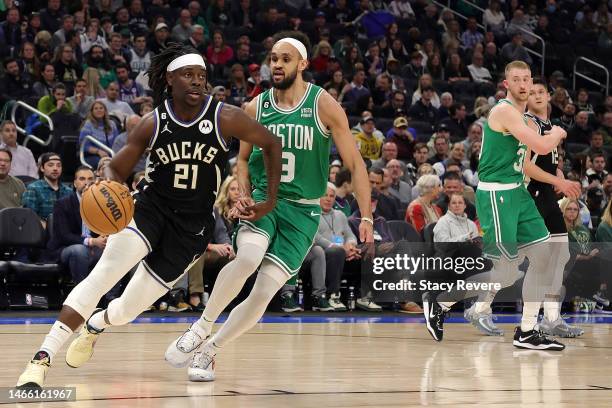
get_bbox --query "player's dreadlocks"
[147,43,202,106]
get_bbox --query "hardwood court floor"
[2,317,612,407]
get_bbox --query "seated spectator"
[213,176,241,232]
[405,174,443,233]
[468,52,493,84]
[401,51,427,81]
[129,34,152,75]
[329,162,341,184]
[587,187,605,223]
[0,147,26,209]
[0,58,35,106]
[380,168,402,214]
[386,159,412,206]
[333,167,354,218]
[115,63,152,109]
[435,172,477,221]
[427,133,450,165]
[500,32,532,65]
[80,101,119,168]
[83,67,106,99]
[0,120,38,180]
[48,166,121,300]
[112,115,145,172]
[206,29,234,71]
[407,85,439,128]
[83,45,117,89]
[566,111,593,144]
[434,192,479,241]
[483,0,506,37]
[584,153,609,191]
[462,123,483,157]
[405,142,429,185]
[341,69,371,108]
[460,17,484,51]
[434,142,469,176]
[68,78,95,120]
[99,81,135,122]
[582,130,609,161]
[172,9,193,43]
[445,52,471,83]
[411,74,441,109]
[148,23,170,56]
[440,103,468,143]
[575,88,595,114]
[37,83,74,117]
[372,141,398,170]
[353,167,400,221]
[386,117,416,162]
[80,19,108,54]
[560,198,603,304]
[22,152,72,224]
[355,116,382,161]
[377,89,407,118]
[33,63,57,98]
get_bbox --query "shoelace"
[177,328,202,352]
[191,350,213,370]
[435,309,447,330]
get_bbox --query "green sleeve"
[596,223,612,242]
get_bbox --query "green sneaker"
[312,295,334,312]
[281,293,302,313]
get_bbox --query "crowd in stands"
[0,0,612,313]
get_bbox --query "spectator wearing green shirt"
[37,83,74,118]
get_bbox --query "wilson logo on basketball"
[99,186,123,221]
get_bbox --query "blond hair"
[602,199,612,227]
[559,198,581,230]
[214,176,238,221]
[505,60,531,78]
[83,67,104,98]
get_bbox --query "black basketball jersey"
[525,112,560,191]
[141,96,228,217]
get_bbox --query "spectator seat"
[387,220,422,242]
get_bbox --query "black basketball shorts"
[130,191,214,287]
[528,185,567,236]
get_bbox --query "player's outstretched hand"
[240,200,276,221]
[359,219,374,244]
[555,179,581,199]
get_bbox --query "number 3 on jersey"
[174,164,198,189]
[281,152,295,183]
[513,144,527,173]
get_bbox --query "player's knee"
[234,246,265,273]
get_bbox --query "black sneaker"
[422,292,446,341]
[512,327,565,350]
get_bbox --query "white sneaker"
[188,343,216,382]
[16,351,51,388]
[165,322,208,368]
[65,323,102,368]
[329,293,347,311]
[356,297,382,312]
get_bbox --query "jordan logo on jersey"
[199,120,213,134]
[161,122,172,134]
[195,225,206,236]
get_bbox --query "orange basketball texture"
[80,181,135,235]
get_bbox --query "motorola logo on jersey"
[199,120,213,134]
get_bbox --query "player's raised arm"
[489,103,565,155]
[104,112,154,182]
[318,90,374,243]
[219,103,282,220]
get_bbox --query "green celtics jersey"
[478,99,527,184]
[250,83,331,202]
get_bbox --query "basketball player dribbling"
[16,44,282,388]
[423,61,570,350]
[164,32,374,382]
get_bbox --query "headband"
[275,38,307,60]
[167,53,206,72]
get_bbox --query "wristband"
[361,217,374,226]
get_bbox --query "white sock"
[201,232,267,325]
[40,321,73,362]
[211,265,284,348]
[192,319,210,339]
[521,302,540,332]
[88,310,109,332]
[474,290,497,314]
[544,297,561,322]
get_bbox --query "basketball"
[80,181,135,235]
